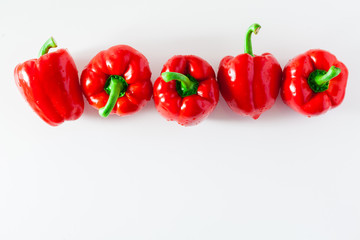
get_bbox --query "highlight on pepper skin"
[153,55,220,126]
[14,37,84,126]
[217,23,282,119]
[80,45,153,118]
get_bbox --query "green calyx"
[244,23,261,57]
[38,37,57,57]
[99,75,128,117]
[161,72,199,98]
[308,66,341,93]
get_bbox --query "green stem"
[99,76,127,118]
[244,23,261,57]
[161,72,199,98]
[38,37,57,57]
[162,72,193,89]
[314,66,341,85]
[307,66,341,93]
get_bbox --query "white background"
[1,0,359,239]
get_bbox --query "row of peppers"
[14,23,348,126]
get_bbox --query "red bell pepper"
[217,23,282,119]
[81,45,152,117]
[14,37,84,126]
[281,49,348,116]
[153,55,219,126]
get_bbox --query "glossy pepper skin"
[281,49,348,116]
[81,45,152,117]
[217,23,282,119]
[14,37,84,126]
[153,55,219,126]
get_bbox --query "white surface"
[1,0,360,239]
